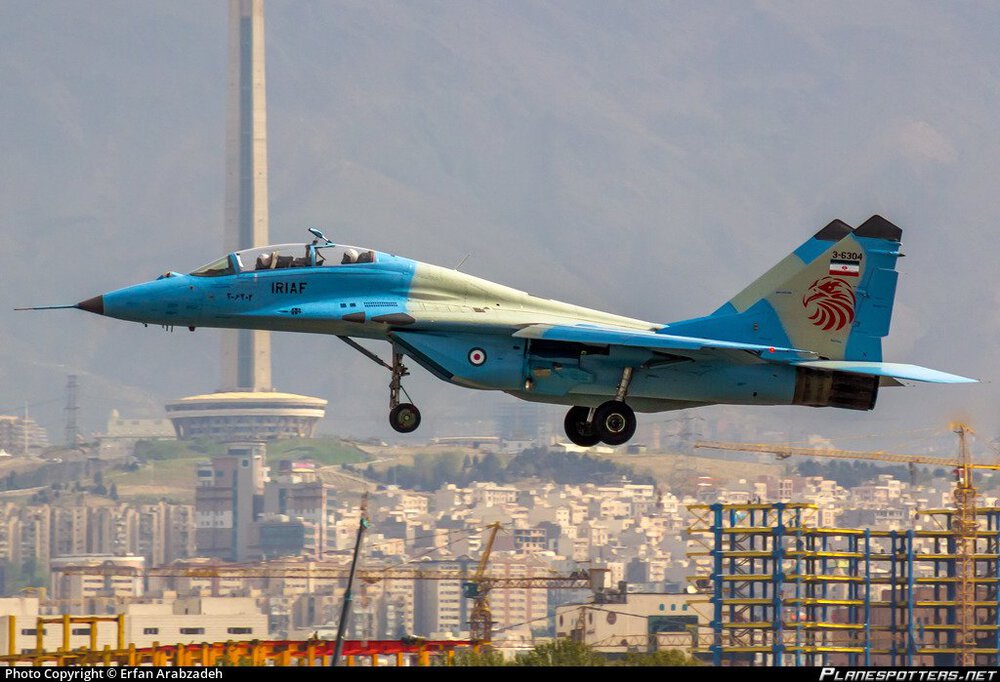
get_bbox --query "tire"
[563,406,602,447]
[594,400,636,446]
[389,403,422,433]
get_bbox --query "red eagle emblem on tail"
[802,276,856,331]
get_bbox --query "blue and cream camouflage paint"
[57,215,974,445]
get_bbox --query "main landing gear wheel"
[390,403,422,433]
[564,406,602,447]
[594,400,636,446]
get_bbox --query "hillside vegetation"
[349,447,655,490]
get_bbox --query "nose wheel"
[390,402,421,433]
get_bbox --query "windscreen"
[189,256,235,277]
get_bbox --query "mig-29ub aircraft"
[20,215,975,447]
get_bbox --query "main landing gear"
[565,401,636,446]
[563,367,637,447]
[338,337,421,434]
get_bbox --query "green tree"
[93,470,108,495]
[514,639,605,667]
[478,453,504,480]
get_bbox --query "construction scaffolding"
[0,614,472,667]
[687,502,1000,666]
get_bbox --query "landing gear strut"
[338,337,421,434]
[562,367,637,446]
[389,351,421,433]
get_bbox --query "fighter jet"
[20,216,975,446]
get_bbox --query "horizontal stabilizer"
[794,360,977,384]
[514,324,815,358]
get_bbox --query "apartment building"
[0,597,266,654]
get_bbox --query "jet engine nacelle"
[792,366,879,411]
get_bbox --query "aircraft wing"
[512,326,976,383]
[512,323,816,360]
[792,360,978,384]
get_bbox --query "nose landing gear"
[338,337,422,434]
[389,350,421,433]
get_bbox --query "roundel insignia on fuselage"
[468,348,487,366]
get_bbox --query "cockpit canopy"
[189,242,376,277]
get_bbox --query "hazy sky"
[1,1,997,450]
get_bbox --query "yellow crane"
[695,423,997,666]
[465,522,502,643]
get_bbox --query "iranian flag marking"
[829,259,861,277]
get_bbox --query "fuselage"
[78,238,885,417]
[102,244,658,340]
[54,217,975,445]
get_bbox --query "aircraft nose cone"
[76,295,104,316]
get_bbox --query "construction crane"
[695,424,998,666]
[333,492,369,667]
[464,522,502,643]
[454,522,597,643]
[52,528,594,646]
